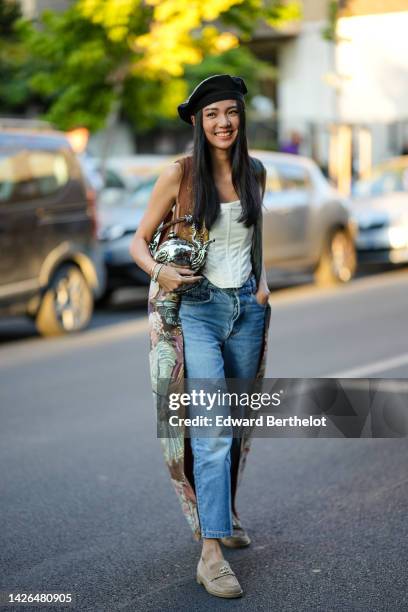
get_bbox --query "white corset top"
[202,200,253,288]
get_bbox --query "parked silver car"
[97,151,356,297]
[254,150,356,285]
[97,177,155,299]
[350,156,408,265]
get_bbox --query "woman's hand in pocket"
[254,285,271,306]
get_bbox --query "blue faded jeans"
[178,272,266,538]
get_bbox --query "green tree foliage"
[13,0,301,132]
[322,0,341,42]
[0,0,30,110]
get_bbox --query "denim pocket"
[181,280,212,304]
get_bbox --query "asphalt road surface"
[1,269,408,612]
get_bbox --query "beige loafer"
[196,558,243,598]
[221,515,251,548]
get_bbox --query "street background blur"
[5,0,408,187]
[1,1,408,611]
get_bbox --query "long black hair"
[191,97,263,231]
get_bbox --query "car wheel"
[314,228,356,286]
[35,264,93,336]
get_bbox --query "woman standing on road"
[130,74,271,599]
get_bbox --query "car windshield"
[104,176,157,209]
[126,178,156,208]
[353,165,408,198]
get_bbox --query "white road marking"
[328,352,408,377]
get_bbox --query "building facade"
[252,0,408,181]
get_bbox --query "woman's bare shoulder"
[142,160,183,215]
[154,159,184,199]
[159,159,184,183]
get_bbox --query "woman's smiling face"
[191,99,240,149]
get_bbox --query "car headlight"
[388,214,408,248]
[388,226,408,249]
[97,224,126,241]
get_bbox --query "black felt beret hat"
[177,74,247,125]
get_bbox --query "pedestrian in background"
[279,130,302,155]
[130,74,271,599]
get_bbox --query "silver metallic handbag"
[148,214,214,291]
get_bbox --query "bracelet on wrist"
[150,262,158,278]
[152,263,164,283]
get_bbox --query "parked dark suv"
[0,128,106,335]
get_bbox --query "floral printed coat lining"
[148,155,271,541]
